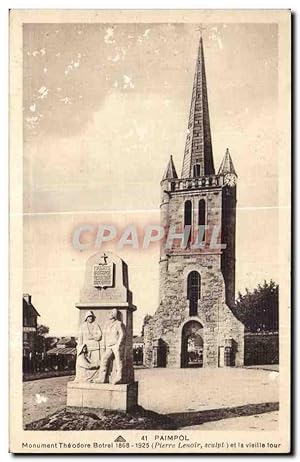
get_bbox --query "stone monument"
[67,251,138,411]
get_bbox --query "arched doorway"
[181,320,204,368]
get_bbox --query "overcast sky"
[23,22,279,336]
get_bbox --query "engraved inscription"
[93,263,113,288]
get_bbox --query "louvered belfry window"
[198,199,206,243]
[184,200,192,247]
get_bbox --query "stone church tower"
[144,36,244,368]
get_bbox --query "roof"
[181,36,215,178]
[218,148,237,176]
[162,155,178,181]
[23,296,40,318]
[47,347,76,355]
[57,336,76,347]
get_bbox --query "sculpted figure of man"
[96,308,125,384]
[78,311,102,365]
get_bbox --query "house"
[23,293,40,373]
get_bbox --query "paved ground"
[246,364,279,372]
[23,368,279,430]
[186,410,279,431]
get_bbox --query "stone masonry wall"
[144,179,245,368]
[144,253,244,368]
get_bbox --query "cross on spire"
[195,24,207,36]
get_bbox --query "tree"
[37,324,49,337]
[141,314,152,337]
[232,280,279,333]
[36,324,50,354]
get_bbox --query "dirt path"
[23,375,72,426]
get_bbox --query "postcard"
[9,9,291,453]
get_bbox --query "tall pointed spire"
[218,148,237,176]
[162,155,178,180]
[181,36,215,178]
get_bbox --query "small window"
[193,164,201,177]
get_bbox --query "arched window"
[198,199,206,226]
[184,200,192,226]
[193,163,201,177]
[184,200,192,247]
[187,271,201,316]
[198,199,206,243]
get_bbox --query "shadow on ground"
[166,401,279,428]
[25,406,177,431]
[25,402,279,431]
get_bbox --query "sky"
[23,22,280,336]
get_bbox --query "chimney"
[23,293,32,305]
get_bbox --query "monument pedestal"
[67,381,138,412]
[70,252,138,413]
